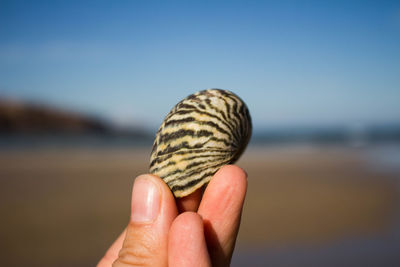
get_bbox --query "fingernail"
[131,175,161,223]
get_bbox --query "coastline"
[0,144,399,266]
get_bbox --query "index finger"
[197,165,248,267]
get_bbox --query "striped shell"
[149,89,252,198]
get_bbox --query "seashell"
[149,89,252,198]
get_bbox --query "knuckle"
[113,230,160,267]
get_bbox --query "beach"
[0,144,399,266]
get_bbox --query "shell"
[149,89,252,198]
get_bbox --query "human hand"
[97,165,247,267]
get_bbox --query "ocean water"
[364,144,400,173]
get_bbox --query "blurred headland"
[0,98,111,134]
[0,97,152,148]
[1,97,400,149]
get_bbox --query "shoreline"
[0,145,399,266]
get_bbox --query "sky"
[0,0,399,131]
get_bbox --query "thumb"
[113,174,178,267]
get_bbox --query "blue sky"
[0,0,399,131]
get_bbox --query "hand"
[97,165,247,267]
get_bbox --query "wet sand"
[0,145,398,266]
[239,146,398,245]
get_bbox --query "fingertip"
[176,187,203,213]
[169,212,204,250]
[201,164,248,211]
[217,165,248,181]
[209,165,248,197]
[134,173,176,204]
[169,212,211,267]
[135,173,171,193]
[130,173,178,226]
[172,212,203,230]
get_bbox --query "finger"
[176,187,202,213]
[113,174,178,267]
[168,212,211,267]
[97,229,126,267]
[198,165,247,266]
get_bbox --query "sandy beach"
[0,144,399,266]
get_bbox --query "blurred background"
[1,0,400,266]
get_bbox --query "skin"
[97,165,247,267]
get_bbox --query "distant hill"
[0,98,110,134]
[1,97,398,146]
